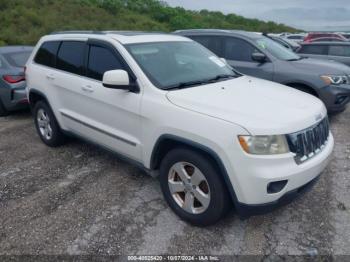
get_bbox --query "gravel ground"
[0,107,349,257]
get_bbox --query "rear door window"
[34,41,60,67]
[189,36,223,57]
[224,37,257,62]
[87,45,125,81]
[56,41,86,75]
[298,45,328,55]
[329,45,350,57]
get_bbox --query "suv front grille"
[286,117,330,164]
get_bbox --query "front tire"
[159,148,231,226]
[33,101,66,147]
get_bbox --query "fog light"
[335,95,347,105]
[267,180,288,194]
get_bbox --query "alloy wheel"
[37,108,53,140]
[168,162,210,214]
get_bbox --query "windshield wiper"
[165,80,209,90]
[286,57,303,61]
[165,74,237,90]
[207,74,236,82]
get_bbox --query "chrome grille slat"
[314,125,321,150]
[287,117,330,164]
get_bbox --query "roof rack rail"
[50,30,167,36]
[50,31,105,35]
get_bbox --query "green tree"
[0,0,299,46]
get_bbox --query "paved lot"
[0,107,349,256]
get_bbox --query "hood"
[290,57,350,75]
[166,76,327,135]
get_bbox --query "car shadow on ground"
[0,109,31,120]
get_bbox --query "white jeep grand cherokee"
[26,31,334,226]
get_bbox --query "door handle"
[46,73,55,80]
[81,85,94,93]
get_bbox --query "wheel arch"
[150,134,240,207]
[283,82,319,97]
[28,89,50,109]
[28,89,62,129]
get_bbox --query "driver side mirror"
[252,52,267,63]
[102,70,138,92]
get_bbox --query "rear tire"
[33,101,66,147]
[0,99,9,117]
[159,148,231,226]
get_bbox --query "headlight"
[238,135,290,155]
[320,75,349,85]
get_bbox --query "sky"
[164,0,350,31]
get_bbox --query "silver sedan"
[0,46,33,116]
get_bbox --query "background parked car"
[0,46,33,116]
[341,33,350,40]
[304,32,347,43]
[283,34,306,44]
[297,42,350,66]
[175,29,350,113]
[268,35,300,52]
[309,37,348,43]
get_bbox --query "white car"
[283,33,306,44]
[26,31,334,226]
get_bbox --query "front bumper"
[236,174,320,219]
[227,133,334,216]
[320,84,350,113]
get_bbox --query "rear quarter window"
[34,41,60,67]
[3,51,32,67]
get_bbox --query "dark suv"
[298,42,350,67]
[175,29,350,113]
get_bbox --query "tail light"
[3,75,26,84]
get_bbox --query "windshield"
[255,37,301,61]
[126,41,237,90]
[3,51,32,67]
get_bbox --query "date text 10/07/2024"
[127,255,220,261]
